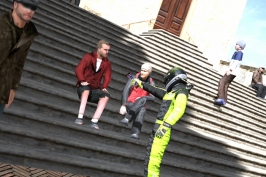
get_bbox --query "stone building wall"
[79,0,162,35]
[79,0,247,72]
[180,0,247,69]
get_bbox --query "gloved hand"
[131,79,143,88]
[155,124,170,139]
[119,105,127,115]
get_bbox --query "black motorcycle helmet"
[164,67,188,92]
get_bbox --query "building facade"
[79,0,247,70]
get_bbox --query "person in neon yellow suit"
[131,67,193,177]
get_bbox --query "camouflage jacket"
[0,10,38,104]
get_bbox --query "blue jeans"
[0,104,5,118]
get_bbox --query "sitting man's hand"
[131,79,143,88]
[119,105,127,115]
[226,71,231,76]
[81,82,89,86]
[155,124,170,139]
[5,89,16,109]
[102,88,109,93]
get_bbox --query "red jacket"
[75,52,112,89]
[127,87,151,103]
[123,73,154,104]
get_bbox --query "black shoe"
[75,118,83,125]
[119,118,129,126]
[130,126,140,139]
[89,122,99,129]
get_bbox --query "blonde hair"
[97,40,110,49]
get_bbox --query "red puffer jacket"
[121,73,154,104]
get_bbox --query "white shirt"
[96,58,102,72]
[228,50,243,76]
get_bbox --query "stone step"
[21,55,263,145]
[2,106,266,177]
[31,0,212,70]
[142,29,200,50]
[21,58,263,147]
[10,81,266,165]
[141,35,209,66]
[2,115,251,177]
[28,32,164,88]
[186,73,266,126]
[3,104,266,177]
[41,0,205,62]
[26,45,262,133]
[139,33,266,113]
[22,56,264,149]
[190,90,266,135]
[1,0,266,176]
[27,2,266,116]
[0,140,143,177]
[0,121,145,169]
[16,12,266,150]
[28,20,266,121]
[1,0,264,116]
[19,67,159,117]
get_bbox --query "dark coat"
[75,52,112,89]
[0,10,38,104]
[251,69,264,86]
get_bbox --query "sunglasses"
[21,2,38,11]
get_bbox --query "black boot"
[131,127,140,140]
[119,117,129,126]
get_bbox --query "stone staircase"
[0,0,266,177]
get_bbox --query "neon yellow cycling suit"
[142,83,188,177]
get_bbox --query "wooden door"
[154,0,192,36]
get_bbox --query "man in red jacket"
[74,40,112,129]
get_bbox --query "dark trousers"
[74,0,80,6]
[217,74,235,102]
[252,84,266,98]
[125,98,146,134]
[67,0,80,6]
[0,104,5,118]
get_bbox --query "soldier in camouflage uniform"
[0,0,39,118]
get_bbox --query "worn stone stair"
[0,0,266,177]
